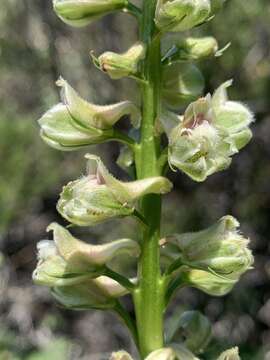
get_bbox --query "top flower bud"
[161,80,254,182]
[53,0,128,27]
[155,0,211,33]
[95,43,146,80]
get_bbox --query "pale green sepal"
[53,0,127,28]
[47,222,140,267]
[52,275,132,310]
[32,241,101,287]
[182,269,237,296]
[97,42,146,80]
[57,77,141,129]
[145,348,176,360]
[217,347,241,360]
[171,344,200,360]
[162,63,205,109]
[165,311,211,354]
[110,350,134,360]
[38,103,106,150]
[116,146,134,175]
[155,0,211,33]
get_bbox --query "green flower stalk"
[34,0,254,358]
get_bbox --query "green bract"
[38,78,140,151]
[165,216,253,276]
[217,347,241,360]
[53,0,128,27]
[33,222,139,286]
[162,63,205,108]
[165,311,212,354]
[96,42,146,80]
[161,80,254,181]
[57,154,172,226]
[155,0,211,33]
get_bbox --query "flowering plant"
[34,0,254,358]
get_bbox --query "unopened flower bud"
[162,63,205,108]
[166,311,211,354]
[217,347,241,360]
[38,78,140,151]
[166,216,253,276]
[161,80,254,181]
[57,154,172,226]
[53,0,128,27]
[110,350,133,360]
[33,222,139,286]
[145,348,176,360]
[177,37,218,60]
[52,275,131,310]
[96,43,145,80]
[155,0,211,33]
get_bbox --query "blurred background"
[0,0,270,359]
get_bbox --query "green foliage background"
[0,0,269,359]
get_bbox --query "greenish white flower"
[165,216,253,276]
[162,63,205,108]
[57,154,172,226]
[96,42,146,80]
[217,347,241,360]
[165,311,211,354]
[53,0,128,27]
[155,0,211,33]
[38,78,140,151]
[33,222,139,286]
[161,80,254,181]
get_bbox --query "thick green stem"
[133,0,165,357]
